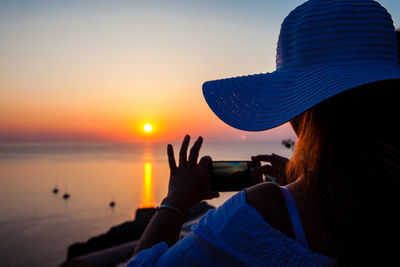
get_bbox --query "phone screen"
[210,161,261,192]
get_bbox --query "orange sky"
[1,0,398,143]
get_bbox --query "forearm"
[133,207,184,256]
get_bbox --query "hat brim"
[203,64,400,131]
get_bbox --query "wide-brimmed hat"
[202,0,400,131]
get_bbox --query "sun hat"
[202,0,400,131]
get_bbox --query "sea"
[0,140,294,267]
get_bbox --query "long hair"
[287,80,400,266]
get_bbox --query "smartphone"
[210,161,262,192]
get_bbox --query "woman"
[128,0,400,266]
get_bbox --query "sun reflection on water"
[139,162,156,208]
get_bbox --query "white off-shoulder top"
[127,189,334,266]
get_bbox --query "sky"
[1,0,399,143]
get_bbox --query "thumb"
[199,156,212,167]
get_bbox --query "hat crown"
[276,0,398,70]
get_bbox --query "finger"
[198,156,212,167]
[251,154,274,163]
[188,136,203,165]
[198,156,212,179]
[270,154,289,166]
[167,144,177,174]
[179,135,190,167]
[252,165,280,178]
[251,165,269,176]
[199,156,215,198]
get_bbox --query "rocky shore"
[66,201,215,260]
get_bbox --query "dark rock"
[66,202,214,260]
[135,207,156,223]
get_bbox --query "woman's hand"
[251,154,289,185]
[162,135,219,215]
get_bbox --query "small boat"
[109,194,115,207]
[53,181,59,194]
[63,193,70,199]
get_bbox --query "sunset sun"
[143,123,152,133]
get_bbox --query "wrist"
[161,196,190,217]
[156,204,185,220]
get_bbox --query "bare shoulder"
[246,182,283,208]
[245,182,294,239]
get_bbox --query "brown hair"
[287,80,400,266]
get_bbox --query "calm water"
[0,140,293,267]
